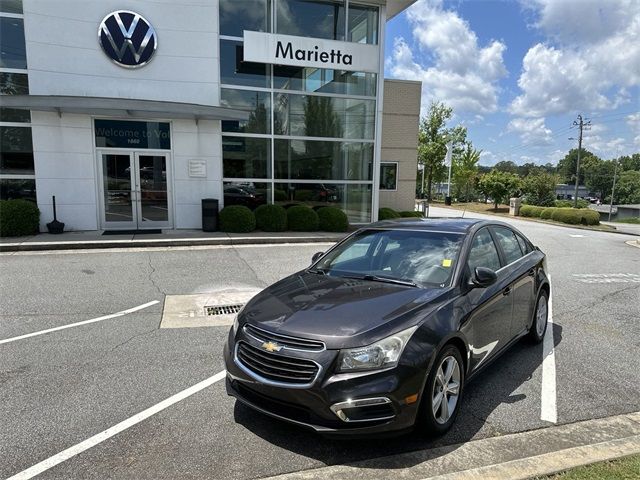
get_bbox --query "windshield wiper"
[341,274,418,287]
[308,267,328,275]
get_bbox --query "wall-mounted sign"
[95,120,170,149]
[243,31,379,73]
[98,10,157,68]
[188,159,207,178]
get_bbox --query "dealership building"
[1,0,419,232]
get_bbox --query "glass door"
[134,153,171,228]
[101,152,137,229]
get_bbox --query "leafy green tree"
[617,153,640,172]
[557,148,598,184]
[452,144,481,202]
[582,156,615,199]
[478,170,522,210]
[521,171,559,206]
[613,170,640,205]
[493,160,518,174]
[417,101,466,200]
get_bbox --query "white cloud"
[627,113,640,147]
[386,0,507,115]
[511,0,640,117]
[507,117,553,146]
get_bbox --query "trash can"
[202,198,219,232]
[445,196,452,206]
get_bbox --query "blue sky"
[384,0,640,166]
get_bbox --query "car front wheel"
[418,345,465,435]
[527,290,549,344]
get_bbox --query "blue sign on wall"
[95,120,170,149]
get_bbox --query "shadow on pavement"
[233,323,563,470]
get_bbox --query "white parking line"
[0,301,159,345]
[6,370,227,480]
[541,275,557,423]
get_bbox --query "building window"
[219,0,270,37]
[274,139,372,180]
[220,88,271,134]
[0,16,27,69]
[224,181,270,210]
[380,162,398,191]
[277,0,345,41]
[0,178,35,201]
[222,136,271,179]
[274,93,375,139]
[0,1,23,14]
[0,126,33,175]
[274,66,376,96]
[220,40,269,88]
[348,3,378,44]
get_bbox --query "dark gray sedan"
[224,218,550,436]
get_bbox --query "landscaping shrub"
[287,205,319,231]
[399,210,424,218]
[219,205,256,233]
[0,199,40,237]
[317,207,349,232]
[294,189,313,202]
[540,207,555,220]
[551,208,581,225]
[555,199,589,209]
[274,189,287,201]
[519,205,545,218]
[378,207,400,220]
[579,208,600,225]
[255,204,287,232]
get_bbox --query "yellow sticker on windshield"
[442,259,452,267]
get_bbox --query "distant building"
[555,184,591,200]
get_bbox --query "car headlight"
[337,325,418,372]
[231,304,247,337]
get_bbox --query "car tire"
[417,345,465,436]
[527,290,549,344]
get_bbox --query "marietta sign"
[243,31,379,73]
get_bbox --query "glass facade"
[219,0,379,222]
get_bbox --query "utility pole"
[608,160,619,222]
[572,114,591,208]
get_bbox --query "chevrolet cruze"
[224,218,550,436]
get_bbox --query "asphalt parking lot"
[1,210,639,479]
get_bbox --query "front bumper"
[223,329,425,436]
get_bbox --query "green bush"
[551,208,582,225]
[287,205,319,231]
[399,210,424,218]
[317,206,349,232]
[294,189,313,202]
[255,204,287,232]
[519,205,546,218]
[219,205,256,233]
[540,208,555,220]
[555,199,589,209]
[378,207,400,220]
[0,199,40,237]
[274,189,287,201]
[579,208,600,225]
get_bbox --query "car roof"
[366,217,514,234]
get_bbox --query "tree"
[521,171,559,206]
[493,160,518,174]
[613,170,640,205]
[582,156,615,199]
[557,148,598,184]
[452,144,481,202]
[617,153,640,172]
[478,170,522,210]
[417,101,466,200]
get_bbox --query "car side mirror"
[311,251,324,263]
[471,267,497,288]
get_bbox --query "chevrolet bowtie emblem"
[262,341,283,352]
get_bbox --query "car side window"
[467,229,501,273]
[514,233,531,255]
[493,227,524,265]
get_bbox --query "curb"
[262,412,640,480]
[0,235,346,253]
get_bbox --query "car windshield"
[312,229,464,287]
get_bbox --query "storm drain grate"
[205,304,244,316]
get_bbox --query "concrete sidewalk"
[0,229,347,252]
[601,221,640,236]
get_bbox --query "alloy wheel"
[432,355,461,424]
[536,295,548,337]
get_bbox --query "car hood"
[240,271,451,349]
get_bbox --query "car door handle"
[503,287,511,296]
[528,269,535,277]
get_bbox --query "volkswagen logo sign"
[98,10,157,68]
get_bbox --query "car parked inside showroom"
[224,218,550,436]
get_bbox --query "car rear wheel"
[527,290,548,344]
[417,345,465,436]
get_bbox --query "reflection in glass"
[274,139,372,180]
[138,155,168,222]
[0,126,34,174]
[275,93,375,139]
[224,182,270,210]
[220,40,269,88]
[379,163,397,190]
[0,108,30,122]
[222,136,271,178]
[0,72,29,94]
[0,178,35,201]
[220,88,271,134]
[0,17,27,69]
[277,0,345,40]
[102,154,133,223]
[0,0,23,14]
[219,0,270,37]
[274,182,371,222]
[274,66,376,96]
[349,4,378,44]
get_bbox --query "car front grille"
[236,341,320,386]
[243,324,325,351]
